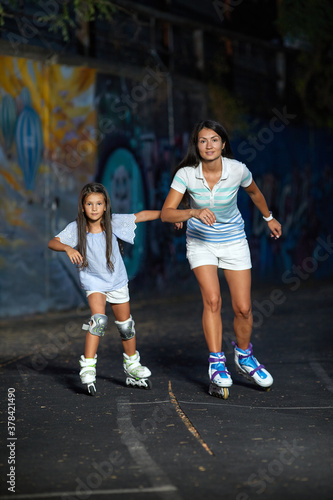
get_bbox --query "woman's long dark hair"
[174,120,234,206]
[77,183,113,271]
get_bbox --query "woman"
[161,120,281,399]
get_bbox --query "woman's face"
[197,128,225,162]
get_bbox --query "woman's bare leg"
[223,269,252,350]
[193,265,222,352]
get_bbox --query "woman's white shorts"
[86,284,130,304]
[186,237,252,271]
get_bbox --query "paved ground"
[0,277,332,500]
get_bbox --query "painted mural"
[233,125,333,283]
[0,54,332,318]
[0,56,97,317]
[94,71,190,287]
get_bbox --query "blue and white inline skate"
[233,342,273,390]
[208,352,233,399]
[123,350,152,389]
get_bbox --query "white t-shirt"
[56,214,136,291]
[171,157,252,243]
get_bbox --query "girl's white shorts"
[186,237,252,271]
[86,284,130,304]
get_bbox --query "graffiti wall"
[234,124,333,283]
[0,56,98,317]
[0,55,197,318]
[0,54,332,318]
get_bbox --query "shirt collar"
[195,157,229,181]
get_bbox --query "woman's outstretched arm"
[244,181,282,239]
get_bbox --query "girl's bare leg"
[111,302,136,357]
[85,293,107,358]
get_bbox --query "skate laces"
[79,355,97,369]
[124,352,150,378]
[232,342,266,378]
[124,352,140,368]
[209,352,231,381]
[126,358,141,372]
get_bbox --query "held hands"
[66,247,83,265]
[267,218,282,240]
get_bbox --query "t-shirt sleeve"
[112,214,136,244]
[240,163,253,188]
[55,221,78,247]
[171,168,187,194]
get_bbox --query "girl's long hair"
[77,183,113,271]
[174,120,234,206]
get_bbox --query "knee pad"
[115,315,136,340]
[82,314,108,337]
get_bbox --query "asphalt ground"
[0,277,332,500]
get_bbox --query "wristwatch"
[263,212,273,222]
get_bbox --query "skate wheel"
[144,379,152,390]
[87,383,96,396]
[208,384,229,400]
[125,377,152,389]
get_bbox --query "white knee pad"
[82,314,108,337]
[115,315,136,340]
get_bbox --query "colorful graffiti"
[0,54,332,318]
[234,126,333,280]
[0,56,97,317]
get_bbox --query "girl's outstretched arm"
[134,210,161,223]
[48,237,83,265]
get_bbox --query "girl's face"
[197,128,225,162]
[83,192,106,223]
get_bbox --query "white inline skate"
[123,350,152,389]
[208,352,233,400]
[233,342,273,390]
[79,354,97,396]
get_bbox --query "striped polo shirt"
[171,157,252,243]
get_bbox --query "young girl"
[161,120,282,399]
[48,182,160,396]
